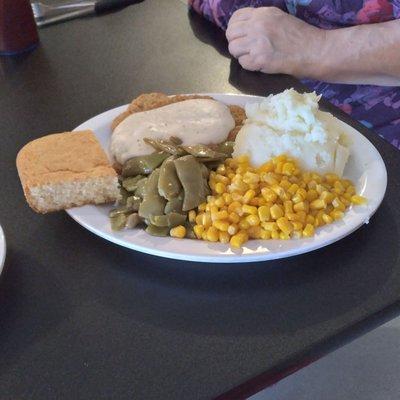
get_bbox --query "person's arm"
[316,20,400,85]
[226,7,400,86]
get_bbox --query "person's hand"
[226,7,326,77]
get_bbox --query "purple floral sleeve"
[189,0,287,29]
[188,0,400,150]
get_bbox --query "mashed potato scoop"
[233,89,350,176]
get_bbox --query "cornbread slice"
[16,130,119,213]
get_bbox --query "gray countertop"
[1,1,400,399]
[251,316,400,400]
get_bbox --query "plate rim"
[68,93,388,263]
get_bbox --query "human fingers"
[228,37,252,58]
[238,54,262,71]
[226,20,249,41]
[229,7,254,23]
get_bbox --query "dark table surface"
[1,1,400,399]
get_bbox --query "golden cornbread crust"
[16,130,119,213]
[111,93,246,140]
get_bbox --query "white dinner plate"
[0,224,6,274]
[68,94,387,263]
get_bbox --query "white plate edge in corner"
[67,93,388,263]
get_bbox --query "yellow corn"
[193,154,365,248]
[227,224,239,235]
[214,197,225,208]
[271,230,280,239]
[262,222,278,231]
[286,212,299,222]
[214,220,229,232]
[243,190,256,204]
[306,214,315,225]
[243,172,260,184]
[310,199,326,210]
[228,212,240,224]
[230,232,248,248]
[288,183,300,195]
[242,204,258,215]
[170,225,186,239]
[322,214,333,224]
[218,231,231,244]
[261,187,278,202]
[277,217,294,234]
[202,212,212,228]
[195,213,203,226]
[198,202,207,212]
[193,225,204,239]
[292,221,303,231]
[303,224,315,238]
[320,191,335,204]
[260,229,272,240]
[270,204,284,219]
[284,200,293,214]
[293,201,308,212]
[330,210,344,220]
[351,195,367,205]
[258,206,270,222]
[248,225,263,239]
[246,214,260,226]
[239,219,250,230]
[206,227,219,242]
[211,210,229,221]
[188,210,196,224]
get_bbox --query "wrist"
[289,27,332,80]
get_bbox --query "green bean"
[174,155,207,211]
[109,206,138,218]
[169,136,183,145]
[143,138,184,155]
[158,156,182,200]
[200,163,210,179]
[117,187,130,206]
[126,213,141,229]
[184,223,196,239]
[139,195,166,219]
[145,225,170,237]
[138,169,166,219]
[181,144,226,160]
[126,195,141,210]
[122,175,144,192]
[149,212,187,228]
[216,141,235,156]
[134,177,148,199]
[164,192,184,214]
[203,160,223,170]
[110,214,127,231]
[122,152,169,177]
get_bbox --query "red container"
[0,0,39,55]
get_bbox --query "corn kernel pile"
[190,154,366,248]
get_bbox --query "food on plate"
[233,89,350,176]
[16,130,119,213]
[109,138,233,234]
[15,90,367,251]
[110,98,236,164]
[109,90,366,247]
[190,153,366,248]
[111,93,246,140]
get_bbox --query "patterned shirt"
[189,0,400,149]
